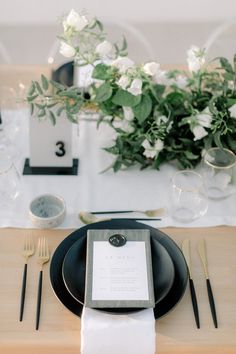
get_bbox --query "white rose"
[95,40,113,57]
[123,107,134,121]
[59,42,76,58]
[192,125,208,141]
[111,56,135,73]
[64,9,88,31]
[143,62,160,76]
[116,75,130,90]
[127,78,142,96]
[187,45,205,72]
[229,103,236,118]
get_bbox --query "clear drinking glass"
[170,170,208,223]
[0,153,21,206]
[203,147,236,199]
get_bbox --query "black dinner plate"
[62,232,175,312]
[50,219,188,319]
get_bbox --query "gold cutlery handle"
[198,239,209,278]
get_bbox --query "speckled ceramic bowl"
[29,194,66,228]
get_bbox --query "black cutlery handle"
[19,263,28,321]
[189,279,200,329]
[91,210,133,214]
[206,279,218,328]
[36,270,43,330]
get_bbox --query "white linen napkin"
[81,307,156,354]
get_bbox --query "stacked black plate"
[50,219,188,319]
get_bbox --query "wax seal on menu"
[109,233,127,247]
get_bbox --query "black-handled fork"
[19,236,35,321]
[36,237,50,330]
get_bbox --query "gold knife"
[182,239,200,328]
[198,239,218,328]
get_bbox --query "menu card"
[85,229,155,309]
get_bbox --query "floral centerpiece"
[27,9,236,172]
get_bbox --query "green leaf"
[95,82,113,103]
[41,75,49,90]
[27,82,35,96]
[218,57,234,74]
[34,81,43,94]
[27,94,39,102]
[121,36,127,51]
[92,64,111,80]
[214,131,223,148]
[56,105,65,116]
[49,110,56,125]
[113,159,122,172]
[234,53,236,72]
[58,91,78,99]
[37,109,46,118]
[153,84,165,98]
[133,94,152,123]
[112,89,141,107]
[66,112,78,123]
[96,19,103,31]
[30,103,34,115]
[50,80,65,91]
[184,151,199,160]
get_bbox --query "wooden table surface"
[0,226,235,354]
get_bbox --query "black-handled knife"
[182,239,200,329]
[198,239,218,328]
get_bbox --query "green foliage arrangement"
[27,9,236,171]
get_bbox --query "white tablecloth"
[1,108,236,228]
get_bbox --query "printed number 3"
[55,141,66,157]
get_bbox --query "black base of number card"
[22,158,79,175]
[85,229,155,309]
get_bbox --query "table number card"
[85,229,155,309]
[23,110,78,175]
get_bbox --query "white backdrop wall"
[1,0,236,24]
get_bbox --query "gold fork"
[20,234,35,321]
[36,236,50,330]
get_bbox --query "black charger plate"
[50,219,188,319]
[62,234,175,311]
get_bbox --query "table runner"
[1,108,236,229]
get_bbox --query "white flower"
[95,40,113,57]
[63,9,88,31]
[154,70,174,86]
[116,75,130,90]
[143,62,160,76]
[229,104,236,118]
[156,115,168,125]
[174,75,188,89]
[187,45,206,72]
[121,120,135,133]
[111,56,135,73]
[59,42,76,58]
[195,107,212,128]
[127,78,142,96]
[142,139,164,159]
[192,125,208,141]
[113,117,134,133]
[123,107,134,121]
